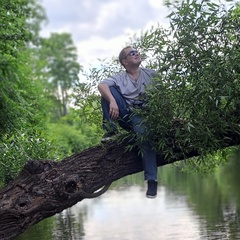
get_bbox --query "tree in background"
[36,33,99,156]
[0,0,59,186]
[0,0,100,187]
[0,0,46,135]
[40,33,82,120]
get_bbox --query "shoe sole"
[146,194,157,199]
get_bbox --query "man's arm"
[98,83,119,119]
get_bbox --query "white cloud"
[149,0,165,9]
[40,0,169,71]
[95,2,120,32]
[76,35,129,70]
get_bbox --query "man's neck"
[126,67,141,80]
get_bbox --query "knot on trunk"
[64,176,82,193]
[18,195,30,209]
[23,160,56,174]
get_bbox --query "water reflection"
[17,156,240,240]
[71,185,201,240]
[53,209,85,240]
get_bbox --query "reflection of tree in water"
[158,157,240,239]
[198,206,240,240]
[210,151,240,240]
[53,207,87,240]
[197,156,240,239]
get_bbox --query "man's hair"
[118,46,132,66]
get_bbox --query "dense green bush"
[0,131,58,187]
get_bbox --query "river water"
[17,154,240,240]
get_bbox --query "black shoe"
[146,180,157,198]
[101,131,118,143]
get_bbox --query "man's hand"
[98,83,119,119]
[109,100,119,119]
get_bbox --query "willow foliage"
[137,0,240,160]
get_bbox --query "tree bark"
[0,129,239,239]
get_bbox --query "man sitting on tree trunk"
[98,46,158,199]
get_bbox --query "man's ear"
[122,59,127,67]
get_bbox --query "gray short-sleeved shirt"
[100,68,156,106]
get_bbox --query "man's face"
[123,48,141,67]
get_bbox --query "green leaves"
[0,130,58,187]
[132,0,240,161]
[0,0,52,186]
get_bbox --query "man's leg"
[132,115,158,198]
[101,86,132,137]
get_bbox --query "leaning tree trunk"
[0,127,239,239]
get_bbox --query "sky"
[40,0,170,72]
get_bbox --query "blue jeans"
[101,86,157,181]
